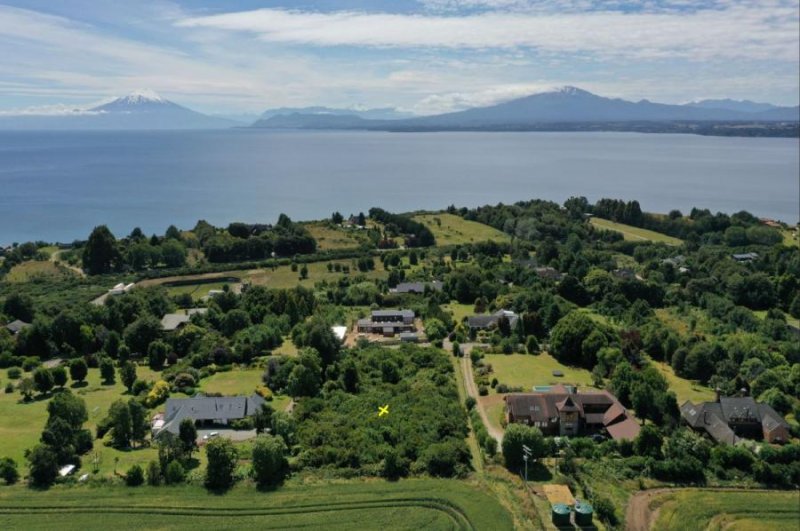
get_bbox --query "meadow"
[0,478,514,531]
[483,352,595,390]
[590,217,683,246]
[413,213,511,246]
[650,489,800,531]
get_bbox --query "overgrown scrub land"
[1,198,799,530]
[0,479,512,530]
[650,489,800,530]
[590,217,683,245]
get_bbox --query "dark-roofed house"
[534,267,563,281]
[5,319,31,336]
[467,309,519,331]
[357,309,416,337]
[154,394,265,436]
[732,252,759,262]
[504,388,640,441]
[390,280,443,294]
[680,394,790,445]
[160,308,208,332]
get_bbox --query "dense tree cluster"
[368,208,435,247]
[197,215,316,263]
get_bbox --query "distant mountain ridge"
[0,90,236,130]
[251,86,800,133]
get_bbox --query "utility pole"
[522,444,532,483]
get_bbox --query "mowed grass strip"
[590,217,683,246]
[652,360,715,404]
[651,489,800,531]
[413,213,510,246]
[0,479,513,531]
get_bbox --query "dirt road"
[625,488,669,531]
[455,345,504,445]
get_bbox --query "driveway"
[196,428,256,444]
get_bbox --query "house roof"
[371,309,415,318]
[160,309,207,331]
[680,400,739,444]
[467,309,519,329]
[5,319,31,334]
[159,394,265,434]
[719,396,760,422]
[392,281,443,293]
[602,403,627,426]
[506,389,624,425]
[605,418,641,441]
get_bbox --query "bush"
[164,460,185,485]
[205,437,238,490]
[526,335,540,354]
[7,367,21,379]
[146,460,161,486]
[478,385,488,396]
[4,382,13,394]
[0,457,19,485]
[125,464,144,486]
[251,435,289,487]
[593,495,618,526]
[145,380,170,407]
[465,396,476,411]
[255,386,273,400]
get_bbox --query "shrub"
[465,396,476,411]
[205,437,238,490]
[593,495,618,526]
[255,386,273,400]
[145,380,170,407]
[526,335,540,354]
[125,464,144,486]
[4,382,13,394]
[7,367,21,379]
[146,460,161,486]
[478,385,488,396]
[0,457,19,485]
[251,435,289,487]
[164,460,186,485]
[496,383,509,394]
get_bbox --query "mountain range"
[0,87,797,133]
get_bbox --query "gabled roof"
[159,394,265,434]
[371,309,415,318]
[602,403,627,426]
[392,281,443,293]
[606,418,641,441]
[556,395,582,413]
[5,319,31,334]
[160,309,207,331]
[467,309,519,329]
[719,396,760,422]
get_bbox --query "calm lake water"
[0,130,797,244]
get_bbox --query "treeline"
[194,214,316,263]
[368,208,435,247]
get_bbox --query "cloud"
[0,104,102,117]
[177,5,799,61]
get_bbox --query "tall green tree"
[82,225,121,274]
[502,423,546,471]
[251,435,289,487]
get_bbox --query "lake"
[0,130,797,245]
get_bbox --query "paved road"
[447,340,504,445]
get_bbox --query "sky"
[0,0,798,116]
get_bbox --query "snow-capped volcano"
[90,90,182,113]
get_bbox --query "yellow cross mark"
[378,404,389,417]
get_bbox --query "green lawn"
[305,222,365,250]
[413,213,510,246]
[0,478,513,530]
[0,365,160,475]
[753,309,800,330]
[484,353,595,390]
[651,489,800,531]
[199,368,264,396]
[166,281,234,300]
[652,360,715,404]
[443,302,475,324]
[590,217,683,246]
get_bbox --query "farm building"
[680,393,790,444]
[504,385,640,441]
[160,308,208,332]
[153,394,265,436]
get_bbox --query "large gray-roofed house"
[467,309,519,331]
[391,281,443,294]
[357,309,416,337]
[680,394,790,444]
[156,394,265,435]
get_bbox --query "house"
[504,385,640,441]
[154,394,265,436]
[357,309,416,337]
[160,309,208,332]
[108,282,135,296]
[612,268,637,281]
[535,267,563,281]
[5,319,31,336]
[467,309,519,331]
[390,281,443,294]
[398,332,419,343]
[680,393,790,445]
[732,252,759,263]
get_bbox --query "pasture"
[652,360,715,404]
[305,222,365,250]
[590,217,683,246]
[650,489,800,531]
[483,352,595,390]
[413,213,511,246]
[5,260,77,283]
[0,479,513,531]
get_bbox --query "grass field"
[166,281,234,300]
[413,213,510,246]
[484,353,595,390]
[443,302,475,323]
[0,365,161,475]
[305,222,365,250]
[590,217,683,246]
[782,228,798,247]
[199,368,264,396]
[5,260,78,283]
[652,361,715,404]
[0,479,513,530]
[753,309,800,330]
[651,489,800,531]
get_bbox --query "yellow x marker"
[378,404,389,417]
